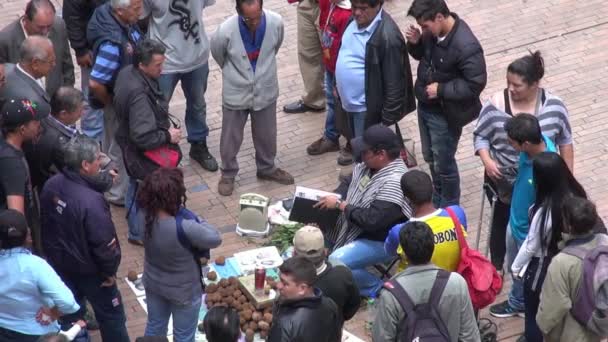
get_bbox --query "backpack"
[382,269,451,342]
[561,234,608,337]
[175,207,210,289]
[445,207,502,310]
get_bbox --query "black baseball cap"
[0,98,44,128]
[351,124,401,156]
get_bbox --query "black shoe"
[190,142,218,172]
[283,100,324,114]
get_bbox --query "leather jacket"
[268,288,342,342]
[361,10,416,128]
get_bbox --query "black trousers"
[0,326,40,342]
[484,176,510,270]
[523,257,550,342]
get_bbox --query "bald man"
[0,36,56,117]
[0,0,74,97]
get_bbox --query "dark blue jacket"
[86,3,140,106]
[40,169,121,278]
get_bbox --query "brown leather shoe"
[337,144,353,166]
[306,136,340,156]
[218,177,235,196]
[256,168,294,185]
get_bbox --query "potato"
[207,271,217,281]
[248,321,258,331]
[205,283,218,294]
[233,290,243,298]
[263,313,273,323]
[219,279,229,288]
[240,317,246,325]
[224,297,234,305]
[200,257,209,266]
[127,270,138,282]
[242,309,253,321]
[233,302,242,310]
[215,256,226,265]
[228,276,238,285]
[239,295,247,304]
[252,311,262,322]
[260,330,268,338]
[258,321,270,331]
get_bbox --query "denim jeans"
[79,66,104,141]
[59,273,129,342]
[145,290,202,342]
[418,107,462,207]
[125,178,141,241]
[328,238,392,297]
[349,111,366,138]
[506,227,525,311]
[158,64,210,143]
[323,71,339,142]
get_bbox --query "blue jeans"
[350,111,366,138]
[125,178,141,241]
[145,290,202,342]
[59,274,129,342]
[158,64,210,143]
[323,71,339,142]
[418,107,462,207]
[328,239,392,297]
[506,227,525,311]
[80,66,104,141]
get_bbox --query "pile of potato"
[203,276,277,341]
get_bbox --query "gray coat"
[0,63,51,116]
[0,17,75,97]
[210,10,283,111]
[372,264,481,342]
[141,213,222,305]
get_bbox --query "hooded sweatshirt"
[319,0,352,73]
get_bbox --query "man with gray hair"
[292,226,361,321]
[0,36,55,116]
[0,0,75,98]
[87,0,143,206]
[40,134,129,342]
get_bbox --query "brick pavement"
[2,0,608,340]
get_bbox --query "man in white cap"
[293,225,361,321]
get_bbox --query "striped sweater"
[473,89,572,168]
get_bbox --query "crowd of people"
[0,0,606,341]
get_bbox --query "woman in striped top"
[473,51,573,273]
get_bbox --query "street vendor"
[314,124,412,297]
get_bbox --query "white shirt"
[511,208,553,274]
[16,63,45,91]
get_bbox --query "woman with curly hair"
[136,167,222,342]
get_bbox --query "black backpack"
[382,269,451,342]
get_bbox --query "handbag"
[395,124,417,168]
[142,112,181,167]
[446,207,502,310]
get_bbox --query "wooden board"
[238,274,277,310]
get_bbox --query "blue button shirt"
[509,135,557,241]
[335,9,383,113]
[0,248,80,335]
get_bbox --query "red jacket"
[319,0,352,73]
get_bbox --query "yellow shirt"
[396,208,465,272]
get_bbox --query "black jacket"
[408,13,487,127]
[360,10,416,128]
[268,289,342,342]
[40,169,121,278]
[24,116,76,189]
[114,65,181,180]
[316,262,361,321]
[63,0,108,57]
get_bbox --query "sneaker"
[190,142,218,172]
[489,300,525,318]
[307,136,340,155]
[337,145,353,166]
[256,168,294,185]
[218,177,235,196]
[283,100,324,114]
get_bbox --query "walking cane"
[476,183,498,257]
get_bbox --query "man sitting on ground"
[373,221,480,342]
[293,225,361,321]
[385,169,467,272]
[268,256,342,342]
[315,124,411,297]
